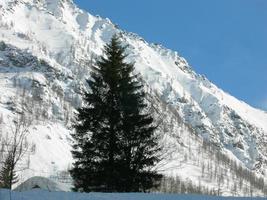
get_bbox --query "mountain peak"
[0,0,75,14]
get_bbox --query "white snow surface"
[0,0,267,196]
[0,189,266,200]
[0,189,267,200]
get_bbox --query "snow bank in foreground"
[0,189,265,200]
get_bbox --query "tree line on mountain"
[149,81,267,196]
[156,130,267,196]
[143,85,267,196]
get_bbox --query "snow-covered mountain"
[0,0,266,196]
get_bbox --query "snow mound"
[14,176,67,192]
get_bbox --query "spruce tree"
[0,153,18,189]
[70,35,162,192]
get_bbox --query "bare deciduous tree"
[0,114,30,189]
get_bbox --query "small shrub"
[0,41,7,51]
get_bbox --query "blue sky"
[74,0,267,110]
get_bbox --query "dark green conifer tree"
[70,35,161,192]
[0,153,18,189]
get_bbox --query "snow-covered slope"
[0,0,266,196]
